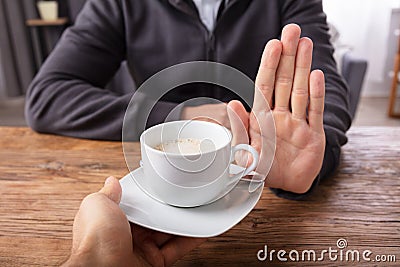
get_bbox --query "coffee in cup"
[139,120,259,207]
[154,138,215,155]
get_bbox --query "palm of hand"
[131,224,175,267]
[131,224,206,267]
[262,111,325,193]
[229,24,327,195]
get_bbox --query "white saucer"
[119,165,264,237]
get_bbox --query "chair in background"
[328,22,368,120]
[388,34,400,118]
[341,52,368,120]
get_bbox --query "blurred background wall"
[323,0,400,97]
[0,0,37,98]
[0,0,73,99]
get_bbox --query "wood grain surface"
[0,127,399,266]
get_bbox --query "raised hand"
[229,24,326,194]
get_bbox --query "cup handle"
[228,144,260,191]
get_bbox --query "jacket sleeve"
[25,0,180,141]
[270,0,352,199]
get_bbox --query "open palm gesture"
[229,24,326,194]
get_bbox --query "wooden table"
[0,127,399,266]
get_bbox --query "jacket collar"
[166,0,197,17]
[165,0,242,17]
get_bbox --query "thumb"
[227,100,249,146]
[99,176,122,204]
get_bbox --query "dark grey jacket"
[26,0,351,198]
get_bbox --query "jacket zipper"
[207,33,216,61]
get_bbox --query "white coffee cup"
[139,120,259,207]
[37,1,58,21]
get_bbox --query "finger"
[162,237,207,267]
[308,69,325,132]
[249,112,262,154]
[130,224,165,267]
[249,109,275,180]
[227,100,249,146]
[138,238,164,267]
[151,231,174,247]
[291,37,313,120]
[99,176,122,204]
[274,24,301,111]
[253,39,282,112]
[228,100,252,167]
[251,39,280,155]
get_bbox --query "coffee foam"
[154,138,214,155]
